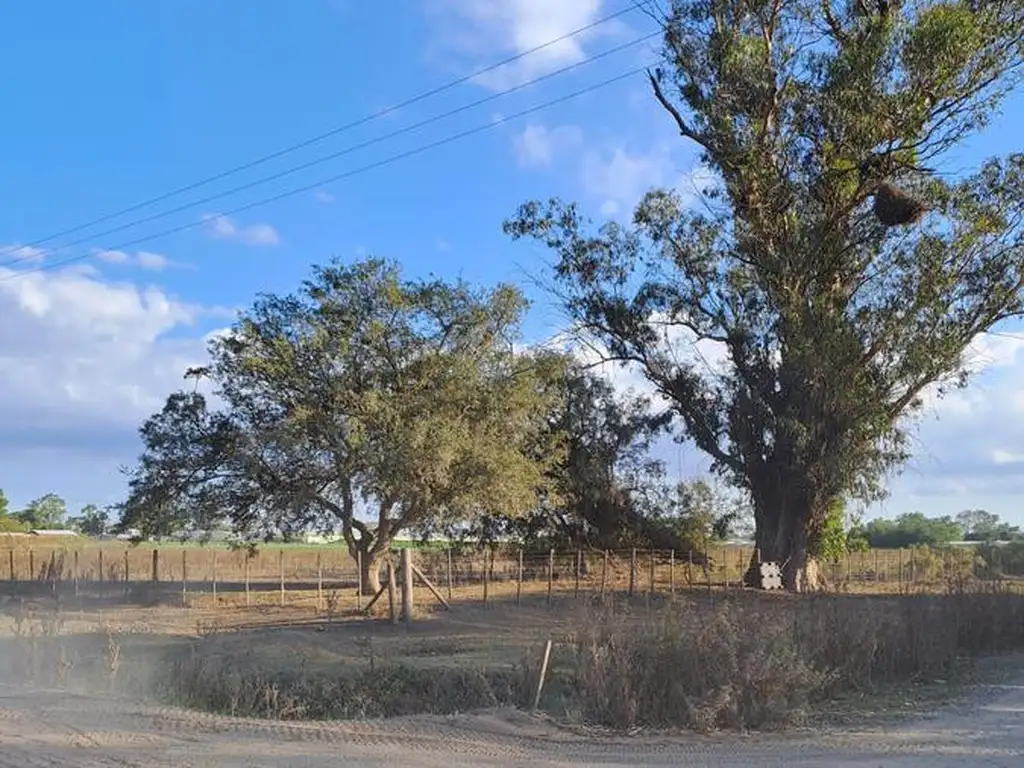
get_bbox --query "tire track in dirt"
[1,680,1023,766]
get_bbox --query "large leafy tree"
[495,366,675,551]
[505,0,1024,589]
[120,258,566,592]
[15,493,67,530]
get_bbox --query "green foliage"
[813,499,849,563]
[956,509,1022,542]
[667,479,751,554]
[504,0,1024,586]
[976,541,1024,577]
[861,512,962,549]
[120,258,566,570]
[14,493,67,530]
[470,366,676,552]
[68,504,109,536]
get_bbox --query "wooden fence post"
[628,548,636,597]
[705,546,711,594]
[669,550,675,599]
[8,549,13,581]
[73,550,79,597]
[546,548,554,606]
[898,548,904,591]
[279,549,285,607]
[356,550,363,610]
[482,549,490,606]
[574,549,582,599]
[244,553,251,607]
[722,547,729,590]
[316,551,323,613]
[516,549,523,606]
[600,550,609,599]
[151,549,159,582]
[95,549,100,584]
[123,550,129,598]
[446,549,454,602]
[401,548,414,623]
[211,550,218,604]
[181,549,188,607]
[29,549,35,581]
[648,549,655,605]
[387,557,398,625]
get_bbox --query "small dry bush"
[570,587,1024,731]
[160,641,528,720]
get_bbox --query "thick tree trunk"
[746,491,826,592]
[352,543,388,596]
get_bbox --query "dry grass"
[567,587,1024,731]
[4,548,1024,734]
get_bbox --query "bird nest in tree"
[873,181,927,226]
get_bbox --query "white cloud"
[0,262,222,469]
[426,0,624,89]
[94,249,175,271]
[512,123,583,168]
[314,191,335,204]
[201,213,280,247]
[508,118,714,219]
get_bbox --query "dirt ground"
[0,593,1022,766]
[1,674,1023,766]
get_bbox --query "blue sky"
[0,1,1022,525]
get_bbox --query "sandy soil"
[0,676,1022,767]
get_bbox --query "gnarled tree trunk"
[745,476,826,592]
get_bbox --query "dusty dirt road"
[0,680,1022,767]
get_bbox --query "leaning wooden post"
[516,549,523,606]
[532,640,553,712]
[386,557,398,625]
[401,548,414,623]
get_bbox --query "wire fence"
[1,542,1020,613]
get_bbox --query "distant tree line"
[0,490,110,535]
[846,509,1023,550]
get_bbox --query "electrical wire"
[0,4,643,258]
[0,31,659,270]
[0,64,651,283]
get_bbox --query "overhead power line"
[0,64,652,283]
[0,4,643,259]
[0,31,659,270]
